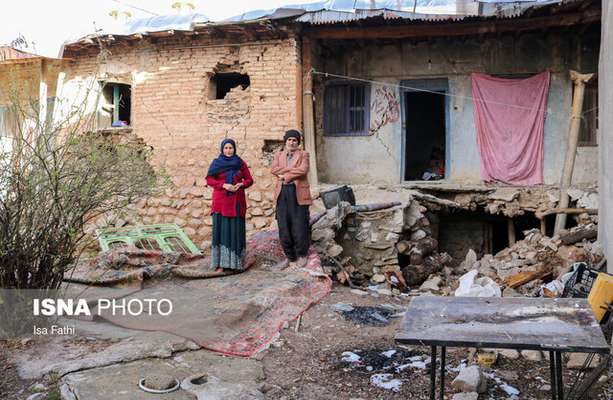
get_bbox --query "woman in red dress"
[205,138,253,272]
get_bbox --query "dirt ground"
[260,285,612,400]
[0,340,39,400]
[1,284,611,400]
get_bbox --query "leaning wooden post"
[301,37,319,187]
[554,70,594,235]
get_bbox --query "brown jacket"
[271,149,312,206]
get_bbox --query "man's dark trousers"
[276,184,310,261]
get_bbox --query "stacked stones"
[311,199,452,288]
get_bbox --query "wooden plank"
[559,225,598,245]
[504,264,552,289]
[305,11,601,40]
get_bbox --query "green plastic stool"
[95,224,201,255]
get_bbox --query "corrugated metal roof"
[296,9,469,24]
[294,0,570,24]
[121,13,210,35]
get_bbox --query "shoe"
[296,257,307,268]
[276,259,290,270]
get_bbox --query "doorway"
[401,79,448,181]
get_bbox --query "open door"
[401,79,448,181]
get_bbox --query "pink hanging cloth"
[471,71,550,185]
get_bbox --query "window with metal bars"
[323,82,370,136]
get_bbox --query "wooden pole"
[554,70,594,235]
[295,36,303,132]
[301,37,319,186]
[507,219,516,246]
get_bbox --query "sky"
[0,0,324,58]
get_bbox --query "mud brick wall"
[64,35,300,250]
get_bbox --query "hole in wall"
[209,72,250,100]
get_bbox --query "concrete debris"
[488,188,520,202]
[419,275,442,292]
[451,365,487,393]
[498,349,521,360]
[566,352,602,369]
[520,350,543,362]
[457,249,478,274]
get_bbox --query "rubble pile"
[311,200,452,290]
[311,185,601,297]
[472,223,603,296]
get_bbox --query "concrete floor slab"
[60,350,264,400]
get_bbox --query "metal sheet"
[395,296,610,353]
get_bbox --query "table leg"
[555,351,564,400]
[440,346,446,400]
[549,351,557,400]
[430,345,437,400]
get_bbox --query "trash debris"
[455,269,501,297]
[476,350,498,367]
[540,279,565,297]
[337,306,394,326]
[369,374,403,392]
[381,350,397,358]
[341,352,361,363]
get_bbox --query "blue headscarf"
[206,139,243,186]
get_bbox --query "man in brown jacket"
[271,129,312,268]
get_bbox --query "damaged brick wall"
[63,35,300,249]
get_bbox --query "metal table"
[394,296,610,400]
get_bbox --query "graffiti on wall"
[370,86,400,134]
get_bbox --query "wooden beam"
[554,70,595,234]
[504,264,552,289]
[296,35,303,130]
[507,219,516,246]
[301,37,319,186]
[304,11,601,40]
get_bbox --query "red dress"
[205,161,254,218]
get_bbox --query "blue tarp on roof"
[122,13,210,34]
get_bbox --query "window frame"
[323,80,371,137]
[97,81,132,129]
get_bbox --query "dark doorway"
[403,90,446,181]
[437,211,508,267]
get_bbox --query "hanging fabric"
[471,71,550,185]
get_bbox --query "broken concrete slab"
[14,330,200,380]
[181,373,264,400]
[60,350,264,400]
[488,188,520,202]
